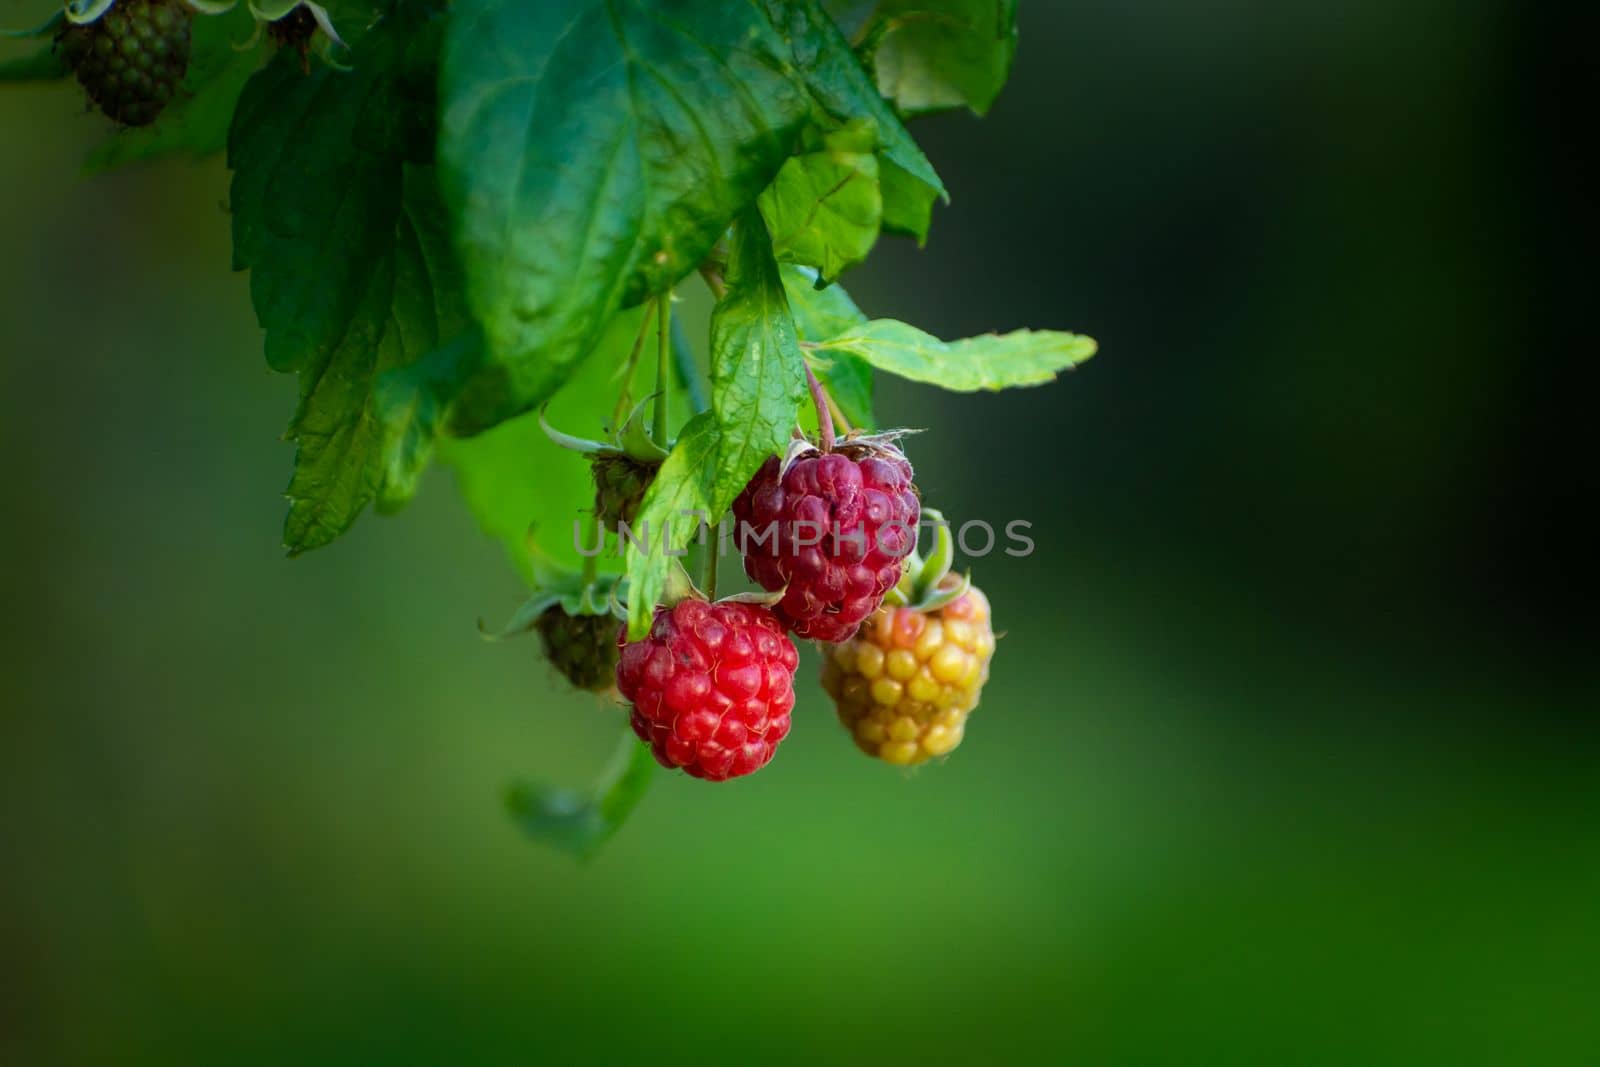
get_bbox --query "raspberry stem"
[703,517,720,600]
[653,296,671,446]
[816,369,854,436]
[610,301,657,429]
[803,361,836,452]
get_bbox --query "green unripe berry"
[57,0,192,127]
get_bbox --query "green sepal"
[615,396,670,462]
[538,410,612,457]
[248,0,300,21]
[506,728,655,860]
[914,570,971,614]
[716,589,786,608]
[64,0,117,25]
[247,0,347,49]
[565,577,618,618]
[479,570,621,641]
[913,508,954,602]
[886,507,971,613]
[541,397,669,463]
[477,590,563,642]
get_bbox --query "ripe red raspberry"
[615,599,799,781]
[731,442,920,642]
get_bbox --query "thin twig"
[610,301,658,428]
[653,296,671,444]
[703,518,720,600]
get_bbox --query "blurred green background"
[3,2,1595,1064]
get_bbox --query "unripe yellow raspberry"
[820,584,995,765]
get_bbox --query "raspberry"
[592,454,658,532]
[731,442,920,643]
[57,0,192,128]
[616,599,799,781]
[535,608,620,693]
[821,583,995,766]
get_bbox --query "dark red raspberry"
[616,599,799,781]
[732,444,920,642]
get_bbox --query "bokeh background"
[3,2,1595,1064]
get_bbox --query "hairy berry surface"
[732,448,919,642]
[616,600,798,781]
[822,586,995,765]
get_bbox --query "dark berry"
[592,454,658,533]
[267,4,318,52]
[535,608,620,694]
[57,0,191,127]
[731,444,920,643]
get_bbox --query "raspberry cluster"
[616,599,799,781]
[821,584,995,765]
[57,0,192,127]
[732,445,919,642]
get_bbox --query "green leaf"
[780,265,875,429]
[879,156,936,242]
[0,42,67,82]
[229,0,464,554]
[625,211,806,639]
[866,0,1018,117]
[761,0,945,242]
[373,329,480,512]
[280,166,468,551]
[437,0,811,436]
[81,4,263,174]
[811,319,1097,392]
[506,730,655,859]
[781,265,868,340]
[758,119,881,284]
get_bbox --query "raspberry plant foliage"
[4,0,1095,850]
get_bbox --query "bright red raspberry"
[615,599,800,781]
[731,445,920,642]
